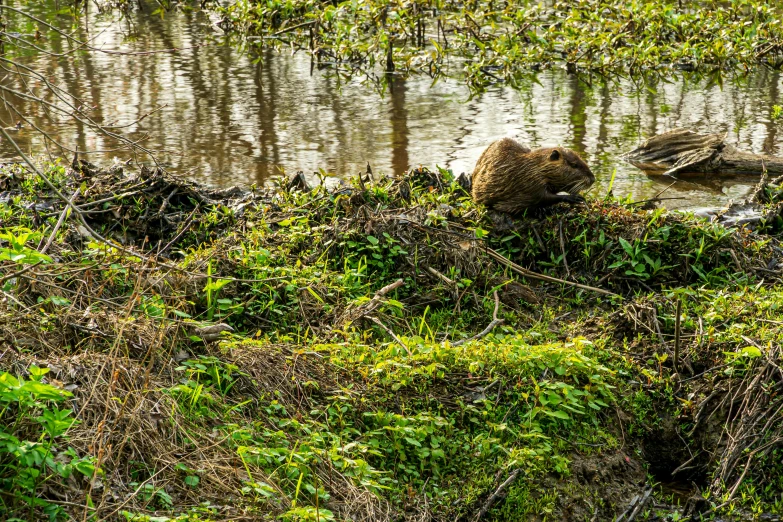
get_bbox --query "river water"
[2,2,783,210]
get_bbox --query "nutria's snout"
[585,166,596,185]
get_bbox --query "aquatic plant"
[217,0,783,89]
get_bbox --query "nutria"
[471,138,595,213]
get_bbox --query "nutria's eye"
[549,150,560,161]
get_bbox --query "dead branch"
[624,128,783,176]
[473,468,520,521]
[427,266,455,285]
[41,187,80,254]
[485,247,620,298]
[0,260,43,285]
[614,487,652,522]
[369,316,412,356]
[452,291,502,347]
[339,278,404,326]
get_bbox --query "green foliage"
[282,506,336,522]
[338,232,409,273]
[0,367,98,521]
[175,356,245,395]
[130,482,175,509]
[0,228,52,266]
[218,0,783,88]
[121,502,220,521]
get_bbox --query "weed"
[0,367,99,521]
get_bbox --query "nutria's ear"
[549,150,560,161]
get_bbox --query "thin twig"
[485,247,620,298]
[674,297,682,373]
[452,291,503,347]
[615,487,652,522]
[627,196,686,207]
[272,20,317,36]
[343,278,404,324]
[369,316,412,356]
[0,260,43,285]
[628,180,679,206]
[41,187,80,254]
[427,266,455,285]
[474,468,521,521]
[559,219,570,277]
[158,205,200,255]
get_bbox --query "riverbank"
[2,2,783,208]
[2,158,783,520]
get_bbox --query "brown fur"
[471,138,595,213]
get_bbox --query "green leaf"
[204,278,231,292]
[28,365,50,378]
[74,460,96,477]
[404,437,422,447]
[618,237,634,256]
[20,381,67,401]
[49,296,71,307]
[544,409,570,420]
[739,346,762,358]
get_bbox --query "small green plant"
[0,228,52,266]
[175,356,244,395]
[203,261,233,321]
[175,463,201,489]
[609,237,655,279]
[282,506,335,522]
[129,482,174,509]
[0,367,98,520]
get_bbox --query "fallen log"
[623,128,783,177]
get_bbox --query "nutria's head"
[533,147,595,194]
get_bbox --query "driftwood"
[624,128,783,177]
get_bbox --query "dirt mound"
[3,161,783,520]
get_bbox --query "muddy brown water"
[3,2,783,211]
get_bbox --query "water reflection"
[1,3,782,209]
